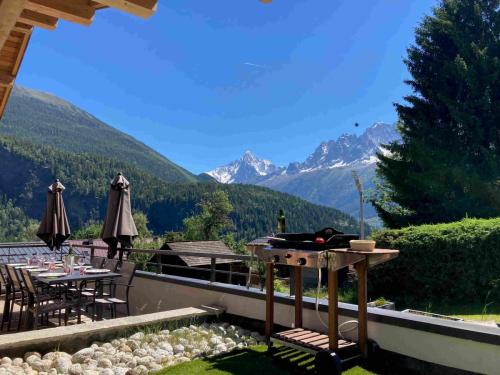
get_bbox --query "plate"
[37,272,67,278]
[85,268,111,274]
[73,265,92,269]
[29,268,49,273]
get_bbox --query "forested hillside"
[0,86,197,183]
[0,136,364,240]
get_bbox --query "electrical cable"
[315,263,358,339]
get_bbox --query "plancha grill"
[246,229,399,375]
[261,227,359,268]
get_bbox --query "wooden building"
[158,241,244,284]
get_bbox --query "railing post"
[90,245,95,259]
[156,254,162,274]
[210,257,216,282]
[227,263,232,284]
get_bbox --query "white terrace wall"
[130,272,500,375]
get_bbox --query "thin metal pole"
[360,191,365,240]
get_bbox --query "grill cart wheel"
[315,350,342,375]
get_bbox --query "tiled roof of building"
[0,242,85,264]
[163,241,240,267]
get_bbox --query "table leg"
[294,266,303,328]
[355,259,368,358]
[265,262,274,344]
[328,268,339,351]
[96,280,103,321]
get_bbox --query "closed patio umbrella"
[101,173,138,260]
[37,179,71,257]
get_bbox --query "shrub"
[369,218,500,306]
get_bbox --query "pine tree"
[374,0,500,228]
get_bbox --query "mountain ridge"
[0,86,198,183]
[207,123,400,221]
[207,122,398,181]
[0,134,365,239]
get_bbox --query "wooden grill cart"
[246,240,398,375]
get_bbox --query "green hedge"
[369,218,500,305]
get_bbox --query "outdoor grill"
[258,227,358,268]
[246,229,399,375]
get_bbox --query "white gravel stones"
[0,322,265,374]
[72,348,94,364]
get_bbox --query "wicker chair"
[81,257,116,297]
[4,265,29,331]
[94,261,136,319]
[0,265,20,331]
[20,268,75,330]
[91,256,105,269]
[102,258,119,272]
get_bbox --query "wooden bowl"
[349,240,376,252]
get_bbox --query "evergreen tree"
[374,0,500,227]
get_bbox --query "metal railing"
[72,244,268,288]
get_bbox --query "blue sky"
[17,0,436,174]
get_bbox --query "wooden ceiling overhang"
[0,0,158,119]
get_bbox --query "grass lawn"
[154,345,379,375]
[420,302,500,323]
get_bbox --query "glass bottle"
[277,209,286,233]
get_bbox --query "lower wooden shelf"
[271,328,358,357]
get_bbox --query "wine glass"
[77,256,86,275]
[78,256,85,266]
[48,255,56,271]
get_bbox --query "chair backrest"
[5,266,22,290]
[91,256,105,269]
[103,258,119,272]
[119,261,137,284]
[20,268,37,295]
[115,261,137,300]
[0,265,9,285]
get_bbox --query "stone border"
[0,305,224,357]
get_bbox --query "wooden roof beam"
[13,22,34,34]
[0,0,27,50]
[95,0,157,19]
[25,0,95,26]
[18,9,58,30]
[0,72,15,87]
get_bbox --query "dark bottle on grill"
[277,209,286,233]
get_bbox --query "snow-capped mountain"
[208,122,398,183]
[286,122,398,173]
[207,150,284,184]
[207,123,399,225]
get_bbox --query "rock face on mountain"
[207,123,400,224]
[207,151,284,184]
